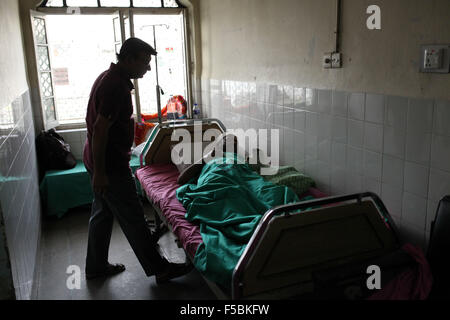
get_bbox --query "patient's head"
[222,133,239,154]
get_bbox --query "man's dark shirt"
[83,63,135,175]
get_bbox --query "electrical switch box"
[331,52,342,68]
[323,52,342,69]
[420,45,450,73]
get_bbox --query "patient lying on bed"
[173,134,315,289]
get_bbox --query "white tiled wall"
[0,90,41,299]
[198,78,450,251]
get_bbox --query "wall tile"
[284,128,294,165]
[405,131,432,166]
[318,139,331,163]
[331,142,346,169]
[304,159,318,180]
[430,134,450,172]
[407,98,434,134]
[264,103,274,127]
[331,116,347,144]
[293,109,306,132]
[267,84,283,106]
[202,79,446,252]
[283,107,295,130]
[363,150,382,181]
[272,105,284,128]
[316,160,331,194]
[428,168,450,201]
[283,85,294,108]
[363,176,382,195]
[364,122,383,153]
[0,91,41,300]
[426,198,440,232]
[433,100,450,137]
[381,183,403,218]
[294,87,305,109]
[305,88,317,110]
[254,102,266,121]
[332,91,348,117]
[330,166,346,195]
[305,112,319,136]
[348,92,365,120]
[255,83,265,103]
[249,82,256,102]
[404,161,429,198]
[346,146,363,176]
[305,134,318,162]
[382,155,404,188]
[345,173,363,194]
[317,113,332,139]
[402,192,427,228]
[347,119,364,148]
[365,93,385,124]
[317,89,332,114]
[293,131,305,171]
[385,95,408,131]
[383,126,406,159]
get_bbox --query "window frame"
[33,1,191,131]
[38,0,186,9]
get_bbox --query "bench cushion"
[39,156,141,218]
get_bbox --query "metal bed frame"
[138,119,404,300]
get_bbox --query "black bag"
[36,129,77,180]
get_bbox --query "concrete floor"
[35,203,216,300]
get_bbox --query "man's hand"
[92,172,109,196]
[91,113,113,196]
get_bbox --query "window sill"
[56,123,86,131]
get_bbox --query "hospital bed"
[135,118,425,300]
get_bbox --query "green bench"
[39,155,142,218]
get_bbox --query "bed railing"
[231,192,402,300]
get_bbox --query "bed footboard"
[232,192,402,300]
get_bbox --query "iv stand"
[142,24,169,125]
[153,26,163,124]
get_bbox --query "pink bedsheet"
[135,163,328,259]
[136,163,202,258]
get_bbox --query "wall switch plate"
[331,52,342,68]
[323,53,332,69]
[420,44,450,73]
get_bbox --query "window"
[31,14,58,129]
[33,0,189,129]
[46,15,117,125]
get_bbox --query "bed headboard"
[140,119,226,166]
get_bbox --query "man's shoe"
[86,263,126,280]
[155,262,193,285]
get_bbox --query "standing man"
[83,37,190,283]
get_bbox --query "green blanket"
[176,153,299,288]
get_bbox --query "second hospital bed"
[135,118,428,300]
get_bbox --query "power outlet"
[323,53,332,69]
[323,52,342,69]
[420,44,450,73]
